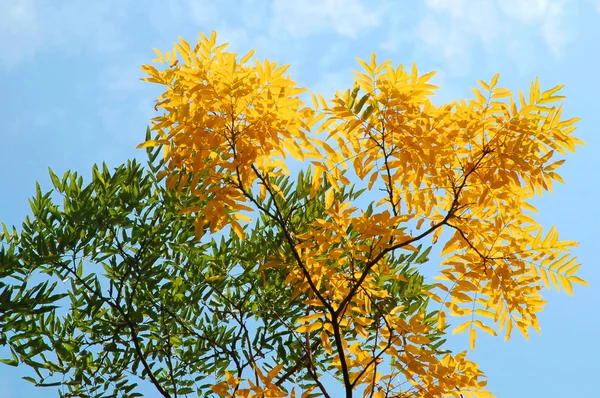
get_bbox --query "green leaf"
[21,376,38,385]
[361,103,375,120]
[353,93,370,114]
[0,358,18,366]
[48,168,61,189]
[416,246,432,264]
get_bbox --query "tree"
[0,31,586,397]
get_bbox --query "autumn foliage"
[137,31,586,397]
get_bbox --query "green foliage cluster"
[0,130,439,397]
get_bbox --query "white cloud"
[423,0,467,19]
[186,0,220,25]
[415,0,575,73]
[415,0,503,73]
[0,0,129,68]
[1,0,38,35]
[498,0,571,54]
[414,14,472,72]
[238,0,271,28]
[0,0,39,66]
[271,0,380,38]
[498,0,550,22]
[414,0,501,73]
[541,0,570,55]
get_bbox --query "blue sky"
[1,0,599,397]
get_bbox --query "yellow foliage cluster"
[139,32,586,398]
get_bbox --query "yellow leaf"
[533,77,541,103]
[418,70,436,84]
[301,386,316,398]
[549,271,561,292]
[225,370,235,385]
[491,87,512,99]
[156,170,169,181]
[194,218,204,239]
[545,159,566,171]
[560,276,574,296]
[325,189,334,210]
[546,171,565,184]
[541,84,564,100]
[471,87,487,104]
[452,320,472,335]
[390,305,405,315]
[411,62,418,83]
[368,170,378,190]
[231,221,245,240]
[240,48,255,64]
[416,218,425,230]
[356,57,374,75]
[259,183,267,201]
[539,95,566,104]
[490,73,499,87]
[231,212,252,223]
[569,275,588,286]
[539,267,550,290]
[474,320,496,336]
[432,227,443,244]
[170,47,178,67]
[136,139,165,149]
[505,318,513,342]
[407,334,431,345]
[564,263,581,277]
[211,382,231,397]
[174,43,190,65]
[470,327,476,351]
[440,232,461,256]
[437,310,446,331]
[297,313,323,324]
[355,324,369,338]
[209,30,217,47]
[325,172,340,191]
[370,52,377,71]
[267,364,284,381]
[474,309,494,319]
[152,48,164,61]
[283,140,305,161]
[296,322,322,333]
[320,330,332,354]
[478,80,490,92]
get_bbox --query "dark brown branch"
[247,165,353,397]
[50,257,171,398]
[336,150,490,320]
[349,286,395,390]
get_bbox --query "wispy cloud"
[0,0,584,167]
[413,0,575,73]
[271,0,380,38]
[0,0,130,68]
[0,0,39,67]
[499,0,571,54]
[540,0,571,55]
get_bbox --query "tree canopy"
[0,31,586,398]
